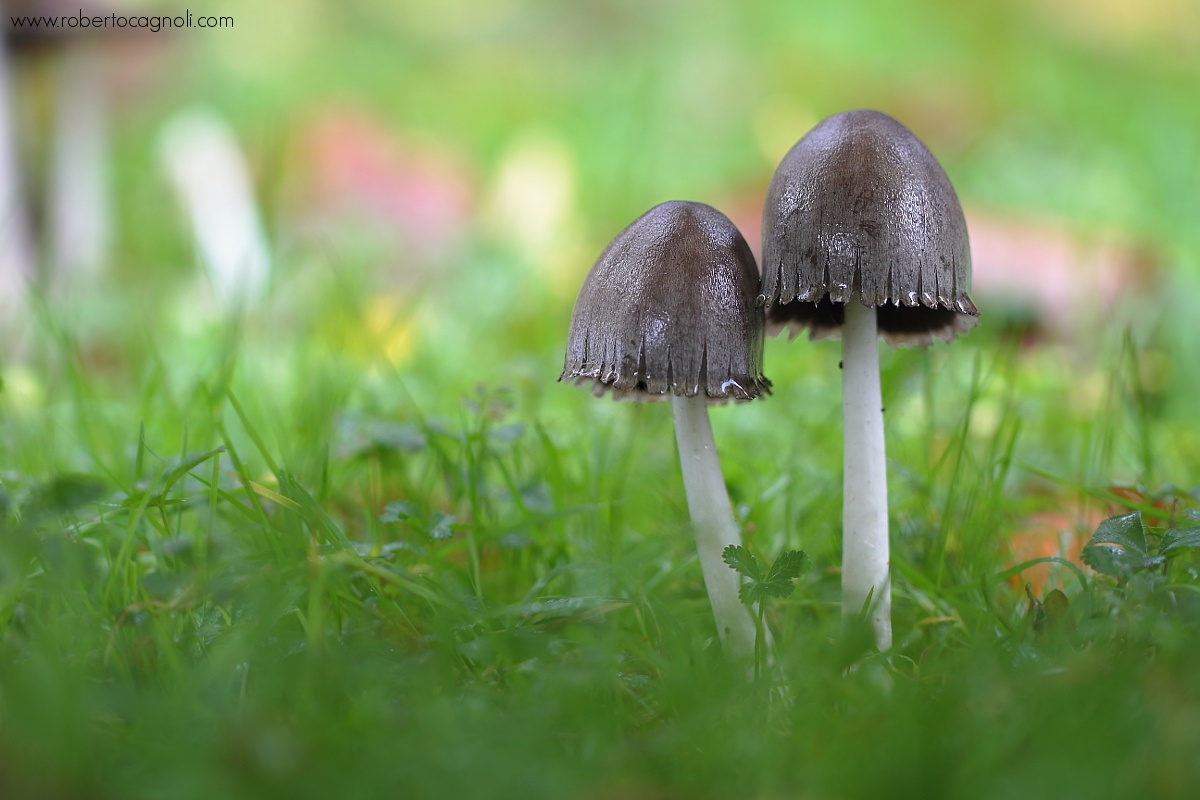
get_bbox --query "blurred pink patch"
[1007,486,1184,594]
[721,194,1156,340]
[295,109,474,261]
[1007,509,1093,594]
[967,212,1157,334]
[721,190,764,267]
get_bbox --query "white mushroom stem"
[841,297,892,651]
[671,393,757,661]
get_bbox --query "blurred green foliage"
[139,0,1200,254]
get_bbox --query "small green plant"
[1082,510,1200,583]
[722,545,809,679]
[1078,509,1200,642]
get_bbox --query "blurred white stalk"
[47,41,110,290]
[160,110,271,309]
[0,31,35,319]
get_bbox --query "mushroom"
[560,200,770,660]
[159,110,272,309]
[761,110,978,650]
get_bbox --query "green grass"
[2,246,1199,798]
[5,1,1200,796]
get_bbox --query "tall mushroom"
[560,200,770,660]
[761,110,978,650]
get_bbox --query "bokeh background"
[7,0,1200,344]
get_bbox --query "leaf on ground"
[1042,588,1072,626]
[381,501,417,523]
[427,512,456,540]
[1082,511,1163,577]
[1092,511,1149,553]
[380,502,456,540]
[1160,525,1200,555]
[1026,585,1075,636]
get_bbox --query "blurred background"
[5,0,1198,320]
[3,0,1199,482]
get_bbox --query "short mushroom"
[561,200,770,660]
[761,109,978,650]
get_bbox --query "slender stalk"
[0,30,34,322]
[755,603,766,681]
[160,111,271,309]
[842,298,892,650]
[671,394,756,661]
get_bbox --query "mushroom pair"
[561,110,977,657]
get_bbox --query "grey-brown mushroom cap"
[559,200,771,403]
[761,109,979,347]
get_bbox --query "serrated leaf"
[727,547,808,605]
[1093,511,1149,552]
[1082,511,1162,577]
[739,582,770,606]
[765,550,809,583]
[380,501,417,523]
[722,545,762,582]
[427,512,455,540]
[757,550,809,600]
[1160,525,1200,555]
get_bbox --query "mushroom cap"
[761,109,978,346]
[560,200,771,403]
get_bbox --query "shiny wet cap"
[560,201,771,402]
[761,109,978,346]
